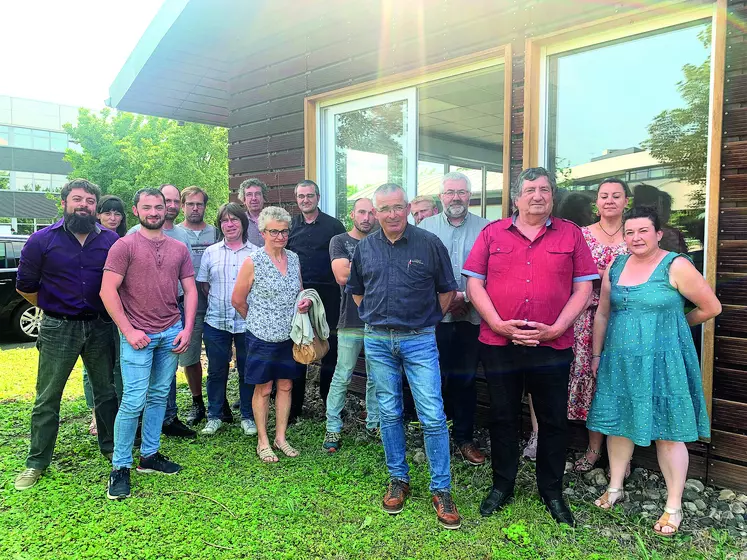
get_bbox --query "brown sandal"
[573,447,601,472]
[653,507,682,537]
[594,487,624,510]
[257,445,278,463]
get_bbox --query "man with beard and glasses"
[322,198,380,453]
[420,172,489,467]
[14,179,120,491]
[101,188,197,500]
[287,179,345,422]
[128,184,195,438]
[175,186,219,426]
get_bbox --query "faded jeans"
[325,328,379,432]
[113,323,181,469]
[364,325,451,492]
[203,323,254,420]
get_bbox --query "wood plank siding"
[225,0,746,490]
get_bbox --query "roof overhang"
[108,0,234,127]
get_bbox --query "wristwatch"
[462,290,469,303]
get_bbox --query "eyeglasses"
[443,189,469,197]
[244,192,263,199]
[100,211,123,218]
[265,228,290,238]
[185,202,205,208]
[377,205,407,215]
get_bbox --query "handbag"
[292,331,329,364]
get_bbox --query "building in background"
[0,96,79,234]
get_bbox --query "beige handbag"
[292,332,329,364]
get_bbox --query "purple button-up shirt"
[16,219,119,316]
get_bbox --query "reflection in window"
[0,126,8,147]
[546,22,710,270]
[0,170,9,190]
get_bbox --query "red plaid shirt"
[462,215,598,349]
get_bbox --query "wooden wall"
[226,0,745,489]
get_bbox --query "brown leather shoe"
[458,442,486,465]
[382,479,410,514]
[432,491,462,529]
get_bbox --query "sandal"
[273,439,299,458]
[653,506,682,537]
[594,487,624,510]
[257,445,278,463]
[573,447,601,472]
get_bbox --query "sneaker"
[432,490,461,530]
[107,468,131,500]
[523,431,538,461]
[221,400,235,424]
[14,468,43,491]
[382,479,410,514]
[201,418,222,435]
[137,452,182,475]
[323,431,341,453]
[241,418,258,436]
[162,418,197,439]
[185,402,206,426]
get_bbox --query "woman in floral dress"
[569,178,629,472]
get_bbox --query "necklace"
[598,221,623,239]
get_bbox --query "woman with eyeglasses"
[231,206,311,463]
[83,194,127,435]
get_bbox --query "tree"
[64,109,228,228]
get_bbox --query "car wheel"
[12,302,42,341]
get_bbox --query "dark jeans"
[203,323,254,420]
[436,321,480,445]
[481,343,573,500]
[290,283,339,419]
[27,314,118,469]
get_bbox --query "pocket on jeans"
[41,316,64,330]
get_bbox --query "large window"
[14,172,67,193]
[543,20,711,271]
[0,126,72,152]
[314,55,508,220]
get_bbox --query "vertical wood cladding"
[225,0,744,488]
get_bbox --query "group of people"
[13,166,720,534]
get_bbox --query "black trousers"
[481,343,573,500]
[436,321,480,445]
[290,283,340,418]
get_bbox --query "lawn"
[0,345,742,560]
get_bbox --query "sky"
[0,0,166,110]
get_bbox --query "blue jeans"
[326,328,379,432]
[113,323,181,469]
[164,304,187,425]
[203,323,254,420]
[364,325,451,492]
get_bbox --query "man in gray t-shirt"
[322,198,380,453]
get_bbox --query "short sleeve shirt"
[329,232,362,329]
[462,215,598,349]
[104,232,194,333]
[346,224,458,330]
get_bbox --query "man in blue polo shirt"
[347,183,461,530]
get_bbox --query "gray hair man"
[238,177,267,247]
[419,171,489,467]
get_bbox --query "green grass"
[0,346,743,559]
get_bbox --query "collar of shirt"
[506,212,554,229]
[373,223,412,245]
[218,239,255,252]
[57,219,103,237]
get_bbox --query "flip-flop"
[257,445,278,463]
[273,440,299,458]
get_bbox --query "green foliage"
[0,346,742,560]
[63,109,228,228]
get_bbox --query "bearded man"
[419,171,489,467]
[100,188,197,500]
[14,179,120,490]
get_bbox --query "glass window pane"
[13,127,33,149]
[417,160,445,197]
[32,135,50,151]
[50,132,67,152]
[16,219,35,235]
[546,22,710,269]
[0,125,8,147]
[449,165,484,212]
[332,99,409,220]
[0,170,9,190]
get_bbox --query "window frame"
[304,45,513,219]
[523,0,728,425]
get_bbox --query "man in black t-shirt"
[322,198,380,452]
[287,180,345,420]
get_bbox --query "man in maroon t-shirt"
[463,167,598,527]
[100,187,197,501]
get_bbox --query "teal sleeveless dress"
[586,252,710,446]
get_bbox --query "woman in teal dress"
[586,206,721,536]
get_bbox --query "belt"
[45,311,103,322]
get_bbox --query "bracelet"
[592,354,601,358]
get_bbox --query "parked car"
[0,234,42,341]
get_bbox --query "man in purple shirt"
[14,178,119,491]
